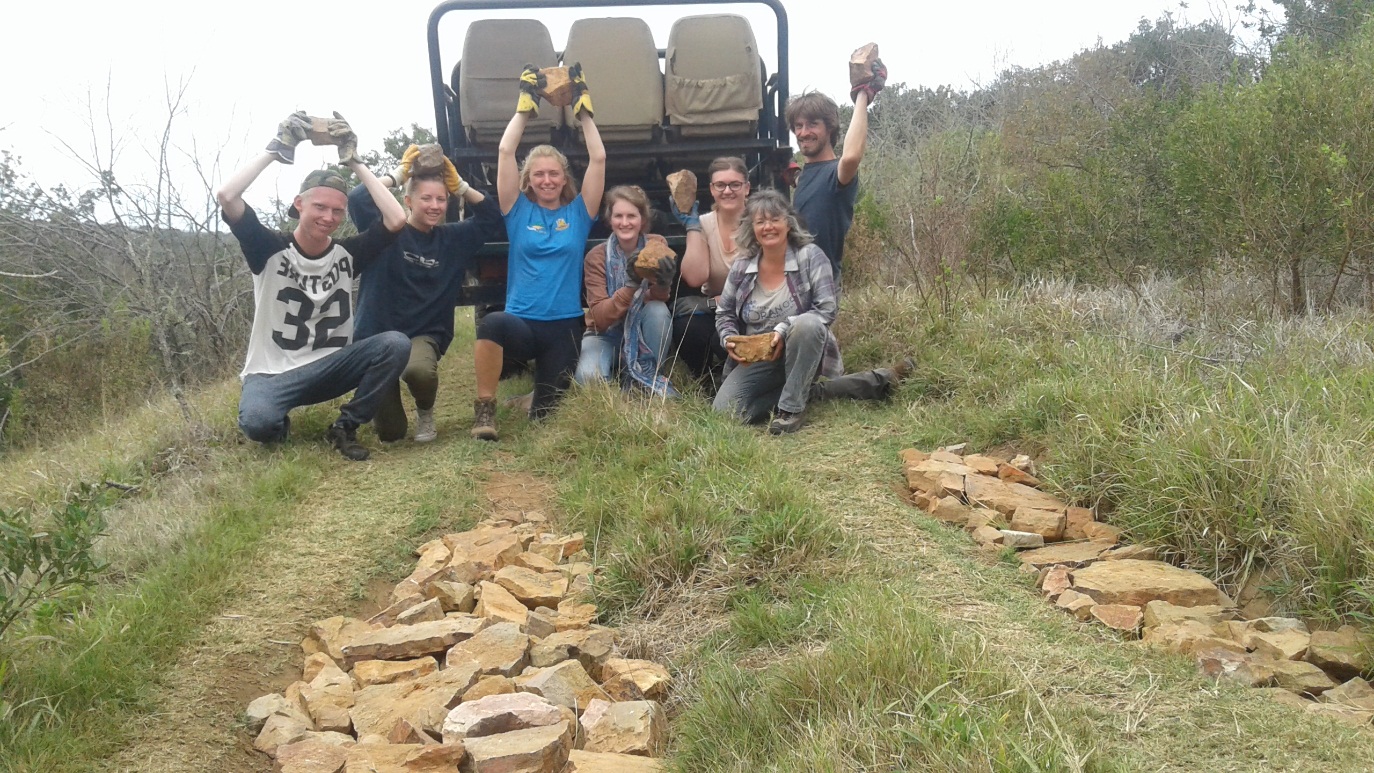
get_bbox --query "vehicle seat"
[664,14,762,138]
[459,19,560,147]
[561,17,663,144]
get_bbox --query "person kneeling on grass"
[712,190,910,435]
[576,185,676,395]
[218,112,409,461]
[349,146,504,443]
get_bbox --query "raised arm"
[216,152,275,225]
[839,57,887,186]
[671,197,708,288]
[349,161,405,232]
[579,114,606,219]
[497,112,531,215]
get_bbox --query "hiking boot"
[768,409,805,435]
[414,408,437,443]
[877,355,916,395]
[503,390,534,417]
[327,421,370,461]
[471,398,498,441]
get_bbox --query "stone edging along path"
[900,446,1374,728]
[242,512,669,773]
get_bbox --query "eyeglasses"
[710,181,747,192]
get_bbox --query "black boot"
[327,420,370,461]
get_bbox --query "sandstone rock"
[1257,686,1313,710]
[496,566,569,610]
[964,509,1008,532]
[526,608,559,639]
[276,739,351,773]
[388,718,439,745]
[446,622,531,677]
[304,731,358,747]
[906,460,975,496]
[302,661,357,734]
[1080,522,1123,545]
[342,742,465,773]
[1270,660,1339,697]
[246,692,311,734]
[666,169,698,215]
[464,675,518,703]
[1040,566,1073,598]
[1017,541,1111,569]
[1308,626,1372,681]
[1143,621,1246,656]
[530,628,615,671]
[1194,647,1250,679]
[564,750,665,772]
[476,581,530,628]
[939,442,969,455]
[910,491,935,511]
[929,450,964,464]
[534,66,575,108]
[726,337,775,363]
[445,529,525,577]
[397,598,447,626]
[1321,678,1374,711]
[343,617,489,665]
[424,563,485,590]
[596,659,671,701]
[442,692,566,743]
[929,497,972,526]
[600,675,646,702]
[1055,589,1096,620]
[370,593,427,627]
[997,530,1045,550]
[349,661,482,737]
[462,722,572,773]
[1064,507,1095,540]
[354,657,439,688]
[1305,702,1374,727]
[1247,629,1310,661]
[1090,604,1143,634]
[303,652,344,684]
[1070,559,1230,608]
[556,600,599,630]
[255,713,313,757]
[997,463,1042,488]
[1009,507,1066,541]
[1100,545,1157,561]
[899,448,929,466]
[580,699,666,757]
[970,526,1004,547]
[1247,617,1309,634]
[305,617,376,663]
[964,475,1066,517]
[1009,454,1034,472]
[962,454,1001,475]
[427,582,477,614]
[517,660,611,713]
[512,552,560,573]
[1141,601,1230,631]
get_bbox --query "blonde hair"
[519,145,579,206]
[734,189,814,256]
[602,185,651,231]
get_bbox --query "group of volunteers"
[217,54,909,461]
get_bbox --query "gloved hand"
[266,111,311,164]
[622,251,643,287]
[669,195,701,232]
[517,64,545,114]
[329,111,361,165]
[442,157,470,196]
[393,144,420,186]
[851,58,887,104]
[569,62,594,119]
[650,255,677,290]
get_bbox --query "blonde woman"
[471,64,605,440]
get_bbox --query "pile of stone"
[244,520,670,772]
[901,446,1374,727]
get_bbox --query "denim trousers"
[574,300,672,385]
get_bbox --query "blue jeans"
[713,315,827,423]
[238,331,410,442]
[574,300,671,385]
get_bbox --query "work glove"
[517,64,545,114]
[442,157,470,196]
[569,62,594,119]
[850,58,887,104]
[650,255,677,291]
[669,195,701,233]
[623,250,644,287]
[329,111,361,165]
[393,144,421,187]
[265,111,311,164]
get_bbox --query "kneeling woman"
[576,185,675,394]
[472,65,605,440]
[714,190,906,434]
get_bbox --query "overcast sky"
[0,0,1270,210]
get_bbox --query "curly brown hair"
[783,91,840,148]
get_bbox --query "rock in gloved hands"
[329,111,361,165]
[393,144,421,186]
[265,111,311,164]
[669,195,700,232]
[442,157,469,196]
[568,62,594,119]
[622,250,644,287]
[650,255,677,290]
[517,64,545,114]
[850,57,887,104]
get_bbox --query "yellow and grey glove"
[442,157,470,197]
[569,62,594,119]
[392,144,420,187]
[517,64,544,115]
[266,111,311,164]
[329,111,361,166]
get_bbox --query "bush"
[0,490,107,642]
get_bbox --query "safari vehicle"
[424,0,794,306]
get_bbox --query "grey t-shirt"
[793,158,858,279]
[742,280,798,335]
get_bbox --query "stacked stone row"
[244,518,670,773]
[902,446,1374,727]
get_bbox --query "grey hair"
[733,189,814,256]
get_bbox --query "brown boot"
[471,398,498,441]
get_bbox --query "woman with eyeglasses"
[668,157,749,388]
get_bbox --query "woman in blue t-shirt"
[471,64,605,441]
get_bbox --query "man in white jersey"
[216,112,408,461]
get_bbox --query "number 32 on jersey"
[272,287,351,351]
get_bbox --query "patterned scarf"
[606,236,678,397]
